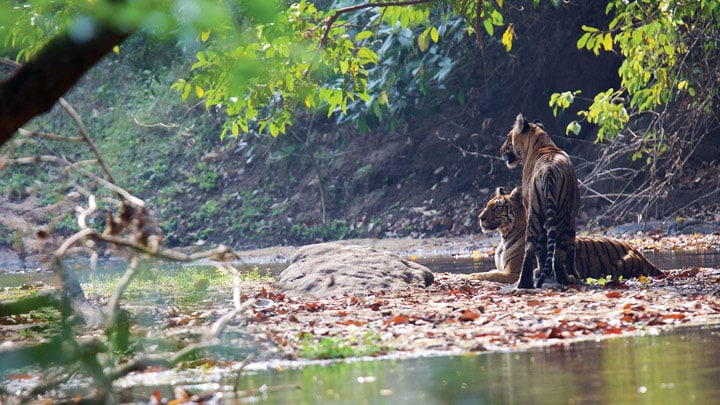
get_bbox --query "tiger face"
[478,187,523,236]
[499,113,544,169]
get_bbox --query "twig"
[320,0,436,46]
[105,341,227,381]
[107,255,139,325]
[57,98,117,185]
[17,128,84,142]
[210,298,256,339]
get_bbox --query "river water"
[114,324,720,404]
[2,248,719,403]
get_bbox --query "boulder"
[274,242,434,298]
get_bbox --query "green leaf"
[418,29,430,52]
[181,83,192,100]
[602,33,613,51]
[581,25,599,32]
[354,31,373,42]
[430,26,439,43]
[585,35,596,51]
[566,121,581,136]
[577,33,590,50]
[378,91,389,106]
[483,19,494,36]
[269,122,279,137]
[357,47,378,65]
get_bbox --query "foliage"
[550,0,720,154]
[547,0,720,223]
[290,219,362,244]
[0,0,528,140]
[299,331,387,359]
[0,224,22,251]
[87,265,236,307]
[174,0,442,138]
[6,0,717,166]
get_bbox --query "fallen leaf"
[337,319,365,326]
[603,327,624,335]
[605,291,622,298]
[303,302,325,312]
[385,314,410,325]
[621,314,636,323]
[677,268,700,278]
[459,309,481,322]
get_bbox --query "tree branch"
[0,24,130,146]
[321,0,437,46]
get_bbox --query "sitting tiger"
[469,187,663,283]
[500,113,580,288]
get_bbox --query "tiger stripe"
[470,187,663,283]
[500,113,580,288]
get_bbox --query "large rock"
[274,242,434,298]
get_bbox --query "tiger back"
[575,236,663,279]
[470,187,663,282]
[500,113,580,288]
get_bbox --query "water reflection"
[643,249,720,271]
[420,249,720,275]
[230,325,720,404]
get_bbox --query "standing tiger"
[500,113,580,288]
[469,187,663,283]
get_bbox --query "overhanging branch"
[0,24,130,146]
[321,0,437,46]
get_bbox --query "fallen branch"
[0,289,63,316]
[0,335,105,373]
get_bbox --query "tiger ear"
[510,186,522,203]
[496,187,508,196]
[514,113,530,133]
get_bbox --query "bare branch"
[17,128,84,142]
[58,98,117,185]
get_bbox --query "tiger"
[500,113,580,288]
[469,187,663,283]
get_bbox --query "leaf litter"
[143,265,720,362]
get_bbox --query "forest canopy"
[1,0,719,168]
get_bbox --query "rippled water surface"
[114,324,720,404]
[2,249,719,403]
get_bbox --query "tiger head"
[499,113,547,169]
[478,186,524,236]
